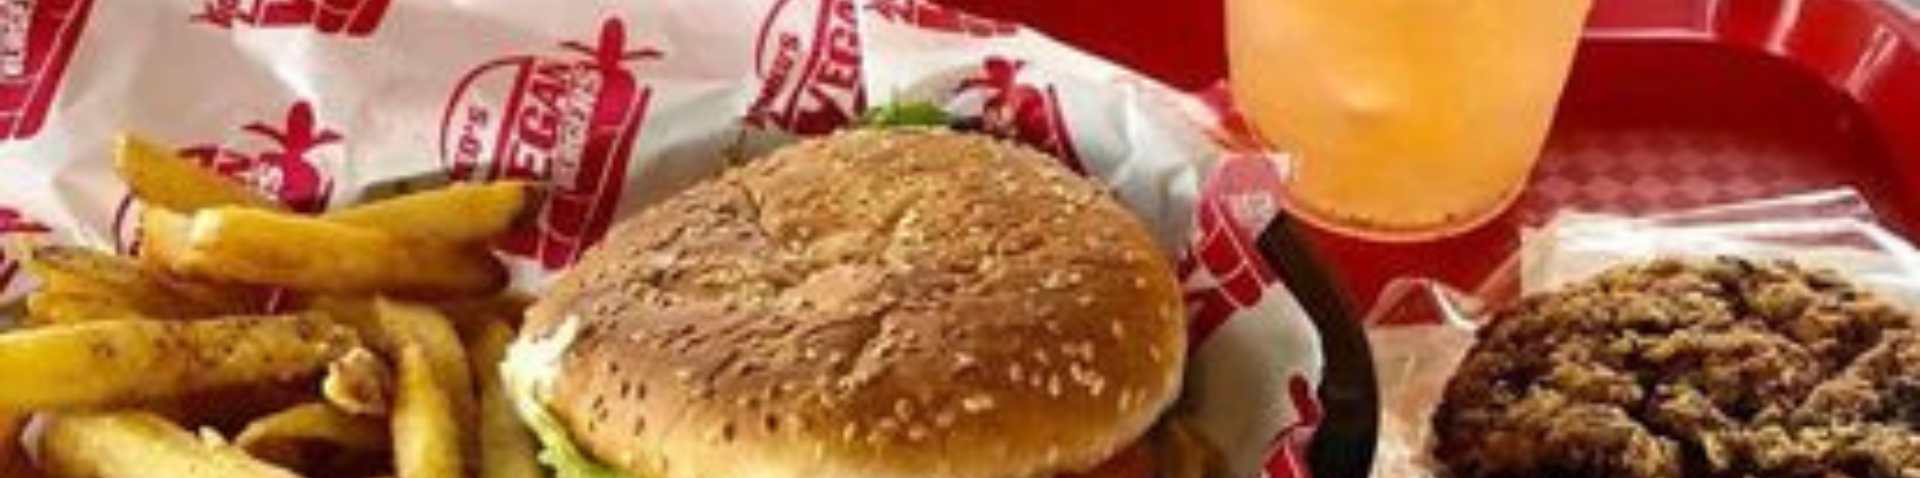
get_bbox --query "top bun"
[522,128,1187,478]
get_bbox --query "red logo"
[1265,375,1324,478]
[954,57,1086,174]
[441,18,660,269]
[1,0,95,142]
[0,207,50,292]
[110,100,344,252]
[179,101,341,213]
[190,0,390,36]
[746,0,865,135]
[867,0,1018,38]
[1178,155,1286,345]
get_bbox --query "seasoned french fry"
[22,245,267,318]
[324,347,394,416]
[235,403,389,471]
[326,181,535,244]
[115,134,283,212]
[468,320,541,478]
[39,412,300,478]
[24,291,148,325]
[146,382,318,434]
[0,314,358,410]
[137,206,195,272]
[153,207,506,296]
[392,345,464,478]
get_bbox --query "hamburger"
[502,128,1213,478]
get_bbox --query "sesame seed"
[961,394,996,413]
[894,399,914,420]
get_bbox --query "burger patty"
[1435,257,1920,478]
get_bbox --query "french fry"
[38,412,300,478]
[324,347,395,416]
[22,245,266,317]
[374,300,475,443]
[0,313,358,410]
[235,403,389,471]
[326,181,535,244]
[24,291,148,325]
[147,382,318,435]
[152,207,506,297]
[137,206,195,272]
[115,134,283,212]
[468,320,542,478]
[392,345,464,478]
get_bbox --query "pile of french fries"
[0,135,545,478]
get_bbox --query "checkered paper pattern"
[1518,128,1854,225]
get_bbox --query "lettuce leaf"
[501,316,633,478]
[859,102,951,128]
[520,397,630,478]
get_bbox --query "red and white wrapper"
[0,1,1324,476]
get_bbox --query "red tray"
[941,0,1920,315]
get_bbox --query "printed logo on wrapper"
[952,57,1087,175]
[110,100,345,251]
[0,207,50,296]
[1181,155,1323,478]
[441,17,661,269]
[747,0,865,135]
[190,0,390,37]
[866,0,1018,38]
[0,0,95,142]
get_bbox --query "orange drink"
[1227,0,1592,239]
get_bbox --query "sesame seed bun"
[517,128,1187,478]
